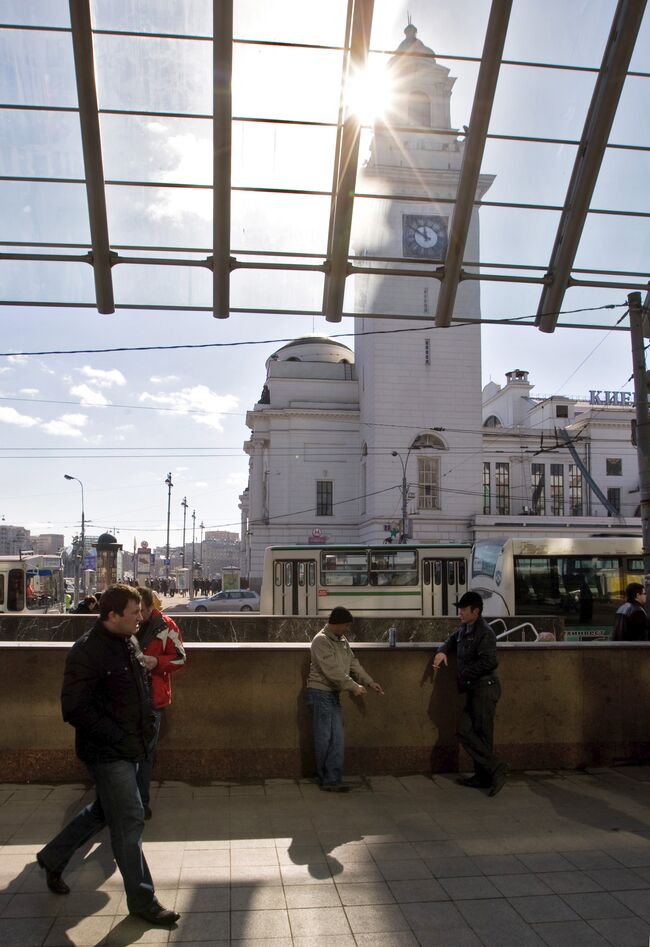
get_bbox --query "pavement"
[1,767,650,946]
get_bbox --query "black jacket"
[437,616,498,692]
[61,620,155,764]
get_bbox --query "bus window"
[434,561,441,585]
[284,562,293,587]
[458,560,466,585]
[447,561,455,584]
[320,550,368,586]
[298,562,306,587]
[423,560,431,585]
[369,549,417,586]
[308,562,316,586]
[472,540,502,579]
[7,569,25,611]
[0,574,4,606]
[274,562,282,586]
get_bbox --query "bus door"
[422,557,468,617]
[273,559,317,615]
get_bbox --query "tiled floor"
[1,768,649,946]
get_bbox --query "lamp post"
[391,446,421,543]
[164,472,173,580]
[181,496,188,567]
[199,520,204,568]
[64,474,85,606]
[190,509,196,598]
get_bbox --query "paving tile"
[355,935,420,947]
[368,843,419,862]
[399,901,468,931]
[585,869,648,891]
[230,909,290,940]
[561,892,634,920]
[174,885,230,912]
[561,851,622,870]
[280,864,333,885]
[344,903,409,933]
[471,854,528,875]
[0,917,55,946]
[377,860,433,882]
[44,914,114,946]
[412,929,483,947]
[589,916,650,946]
[509,895,579,923]
[230,885,285,911]
[412,841,466,859]
[387,879,449,903]
[607,848,650,868]
[284,884,341,908]
[326,862,383,884]
[288,905,351,936]
[611,889,650,920]
[292,937,355,947]
[518,854,575,873]
[457,899,548,947]
[540,870,604,894]
[531,920,612,946]
[422,856,481,878]
[489,873,553,897]
[336,882,395,905]
[1,892,65,917]
[168,910,230,942]
[438,876,502,901]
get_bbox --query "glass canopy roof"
[1,0,648,332]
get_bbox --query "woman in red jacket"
[136,588,187,819]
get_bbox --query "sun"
[346,58,394,125]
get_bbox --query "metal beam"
[212,0,233,318]
[68,0,114,314]
[536,0,646,333]
[323,0,374,323]
[435,0,512,327]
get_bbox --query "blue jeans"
[306,688,344,786]
[37,759,155,913]
[136,708,161,806]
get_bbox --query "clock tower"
[355,23,494,543]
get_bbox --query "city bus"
[0,555,65,614]
[470,536,644,631]
[261,544,471,617]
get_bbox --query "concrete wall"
[1,642,647,783]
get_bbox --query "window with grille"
[424,337,431,363]
[483,462,491,514]
[569,464,583,515]
[556,404,569,418]
[495,463,510,514]
[418,456,440,510]
[316,480,333,516]
[550,464,564,515]
[607,487,621,515]
[531,463,545,515]
[606,458,622,476]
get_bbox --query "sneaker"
[133,902,180,925]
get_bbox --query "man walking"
[306,606,384,792]
[35,584,180,926]
[432,591,507,797]
[613,582,649,640]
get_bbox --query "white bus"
[470,536,644,630]
[0,555,65,614]
[261,544,471,617]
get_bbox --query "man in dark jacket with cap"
[433,591,507,797]
[35,584,180,926]
[306,606,384,792]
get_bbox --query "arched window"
[483,415,502,428]
[412,432,446,451]
[408,91,430,127]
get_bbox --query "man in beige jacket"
[306,607,384,792]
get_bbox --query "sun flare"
[346,59,394,124]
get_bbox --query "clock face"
[402,214,448,260]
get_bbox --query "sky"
[0,0,648,548]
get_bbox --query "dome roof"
[389,23,435,70]
[267,336,354,368]
[96,532,118,545]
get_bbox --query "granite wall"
[1,640,646,783]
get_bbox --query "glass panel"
[274,562,281,586]
[423,560,431,585]
[592,149,650,212]
[320,550,368,586]
[434,561,442,585]
[231,268,324,315]
[458,560,466,585]
[233,122,337,192]
[0,29,77,107]
[0,182,90,243]
[100,114,211,185]
[369,550,417,586]
[514,555,628,627]
[481,140,577,208]
[105,184,211,248]
[8,568,25,611]
[308,561,316,586]
[235,0,348,47]
[447,561,455,584]
[298,562,305,586]
[0,574,4,606]
[502,0,617,67]
[0,259,95,305]
[575,214,649,273]
[284,562,292,586]
[610,76,650,148]
[489,64,597,140]
[0,109,84,178]
[112,263,212,309]
[233,191,330,255]
[2,1,70,27]
[91,0,212,36]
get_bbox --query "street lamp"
[190,510,196,597]
[199,520,204,567]
[64,474,85,606]
[391,445,422,544]
[181,496,188,567]
[164,472,173,579]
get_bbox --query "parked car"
[186,589,260,613]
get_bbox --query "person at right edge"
[432,590,507,797]
[613,582,649,640]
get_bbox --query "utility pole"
[199,520,205,567]
[164,472,173,580]
[181,496,188,567]
[628,292,650,593]
[190,509,196,598]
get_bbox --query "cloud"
[7,354,27,364]
[227,470,249,487]
[150,374,179,384]
[79,366,126,388]
[175,466,189,473]
[41,413,88,438]
[0,367,11,375]
[115,424,135,432]
[139,385,238,430]
[69,384,110,406]
[194,481,208,488]
[0,406,41,427]
[19,388,39,396]
[144,129,211,223]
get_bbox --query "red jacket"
[137,610,186,709]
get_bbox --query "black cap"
[454,591,483,610]
[328,606,353,625]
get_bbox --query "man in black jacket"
[433,591,507,797]
[35,584,180,926]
